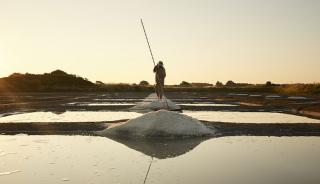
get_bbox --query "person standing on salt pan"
[153,61,166,100]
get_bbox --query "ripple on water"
[0,152,17,157]
[32,140,49,144]
[0,170,21,176]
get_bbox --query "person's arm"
[153,65,158,73]
[163,68,166,78]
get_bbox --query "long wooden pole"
[141,19,155,66]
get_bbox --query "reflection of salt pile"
[130,93,181,112]
[97,110,213,137]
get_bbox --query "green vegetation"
[275,83,320,95]
[0,70,319,95]
[180,81,191,87]
[215,81,223,87]
[139,80,150,86]
[225,80,236,87]
[0,70,95,92]
[179,81,213,87]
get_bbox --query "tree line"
[0,70,319,94]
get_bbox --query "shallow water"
[87,103,135,106]
[0,111,141,123]
[0,111,319,124]
[83,103,135,106]
[249,94,262,97]
[93,98,143,101]
[288,96,307,100]
[177,103,238,107]
[0,135,149,184]
[265,95,281,98]
[147,136,320,184]
[183,111,320,123]
[0,135,319,184]
[228,93,248,96]
[66,102,136,106]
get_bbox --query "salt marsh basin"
[1,92,320,184]
[0,135,320,184]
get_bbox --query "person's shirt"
[153,64,166,79]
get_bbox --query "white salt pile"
[130,93,181,112]
[97,110,213,137]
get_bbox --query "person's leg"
[159,82,164,100]
[155,84,160,100]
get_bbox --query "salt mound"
[97,110,213,137]
[130,93,181,112]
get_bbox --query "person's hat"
[159,61,163,65]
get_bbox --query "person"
[153,61,166,100]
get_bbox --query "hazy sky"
[0,0,319,84]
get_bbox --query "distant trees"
[190,83,213,87]
[139,80,149,86]
[0,70,95,92]
[50,70,68,76]
[1,70,318,94]
[180,81,191,87]
[225,80,236,87]
[96,81,105,86]
[179,81,213,87]
[265,81,272,86]
[215,81,223,87]
[9,73,24,78]
[275,83,320,95]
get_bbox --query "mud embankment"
[1,120,320,137]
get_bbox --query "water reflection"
[105,137,210,159]
[1,135,320,184]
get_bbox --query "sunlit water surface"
[85,103,135,106]
[0,111,319,123]
[0,111,141,123]
[184,111,320,123]
[177,103,238,107]
[0,135,319,184]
